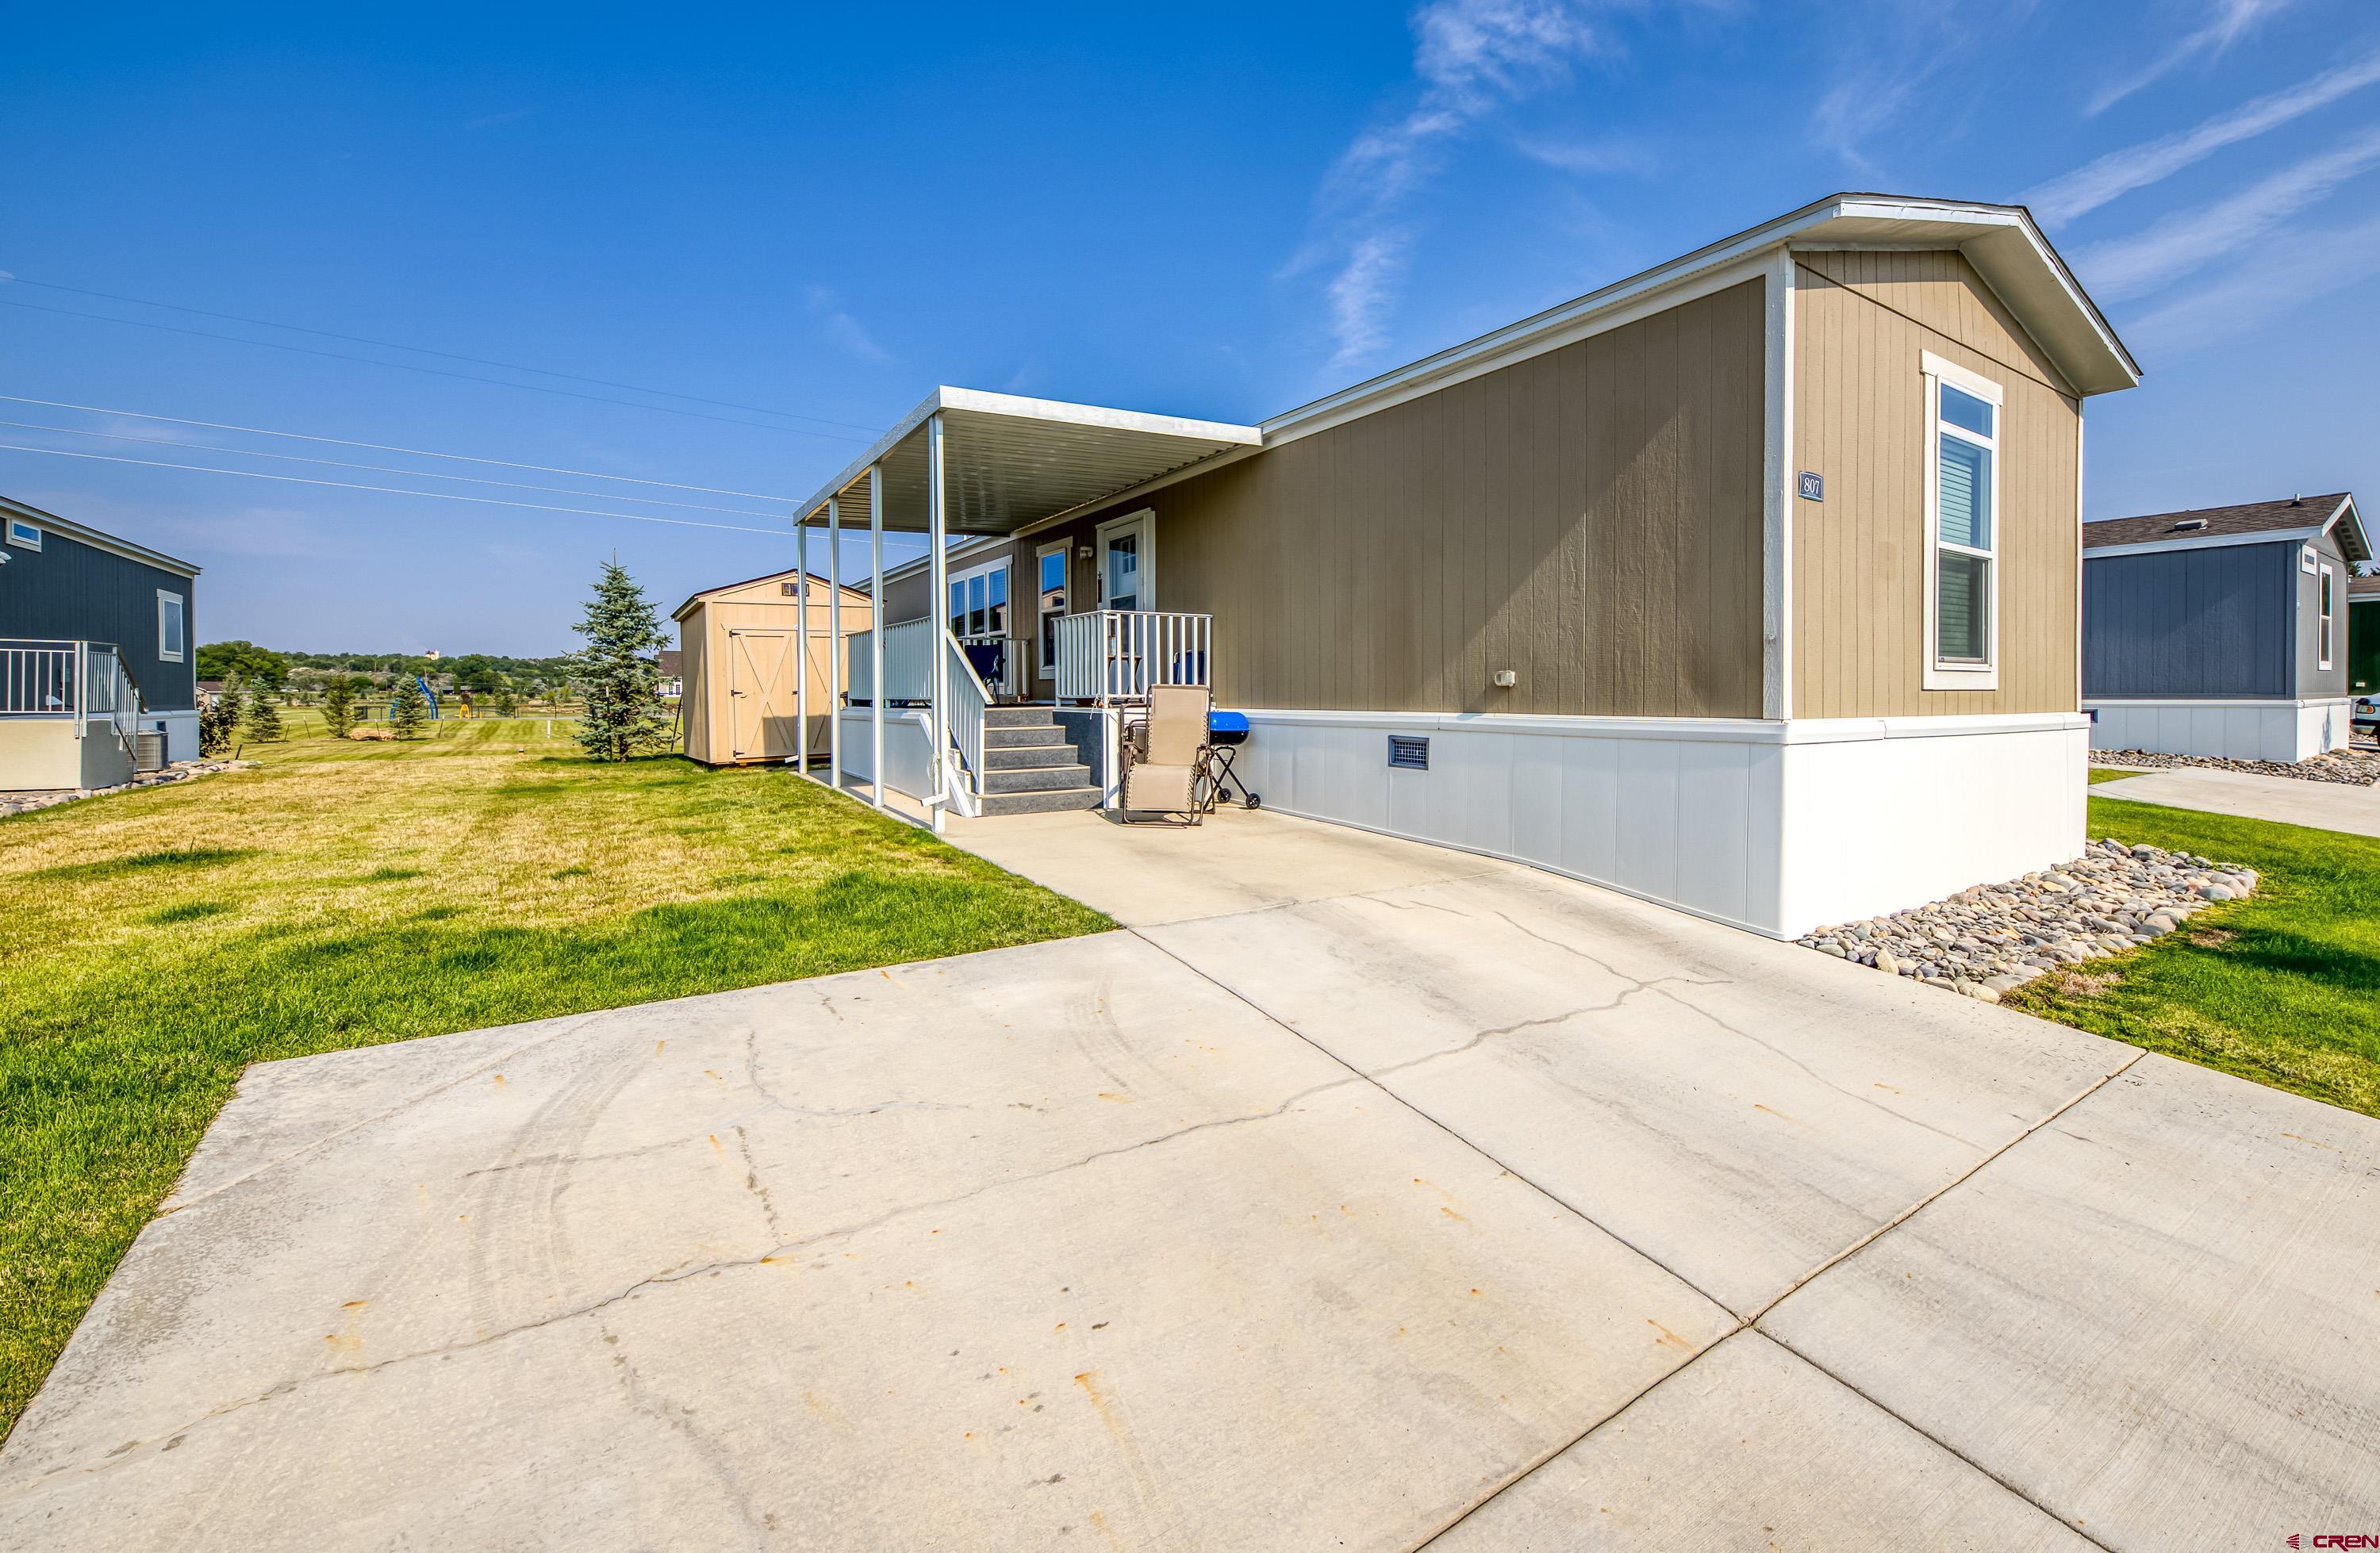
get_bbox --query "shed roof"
[2082,493,2369,565]
[669,567,869,621]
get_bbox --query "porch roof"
[793,387,1261,536]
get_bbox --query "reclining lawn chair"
[1119,684,1215,824]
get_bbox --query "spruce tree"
[243,684,285,742]
[198,673,243,757]
[387,671,430,740]
[322,673,356,738]
[570,559,671,761]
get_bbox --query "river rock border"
[1796,838,2256,1002]
[2093,746,2380,787]
[1,758,256,818]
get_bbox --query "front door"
[726,628,798,761]
[1096,511,1152,612]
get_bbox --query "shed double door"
[725,628,800,761]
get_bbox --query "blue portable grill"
[1204,710,1261,811]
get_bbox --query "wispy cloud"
[463,106,539,132]
[2028,46,2380,225]
[2075,123,2380,298]
[1511,133,1656,174]
[805,286,889,364]
[2125,203,2380,352]
[1299,0,1640,374]
[1803,0,2045,173]
[2088,0,2294,117]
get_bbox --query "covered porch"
[789,386,1257,828]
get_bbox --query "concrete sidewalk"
[2094,763,2380,835]
[5,807,2374,1549]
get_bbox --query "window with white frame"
[2319,562,2336,670]
[1036,543,1068,677]
[4,516,40,550]
[157,589,186,661]
[1922,352,2002,689]
[946,558,1009,640]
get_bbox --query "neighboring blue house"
[2082,493,2369,762]
[0,495,202,789]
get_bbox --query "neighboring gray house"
[2082,493,2368,761]
[0,495,202,789]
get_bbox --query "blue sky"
[6,1,2378,655]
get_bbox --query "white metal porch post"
[795,519,810,773]
[868,462,885,810]
[926,412,950,834]
[827,496,843,793]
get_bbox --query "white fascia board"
[2319,495,2372,563]
[2085,696,2349,708]
[0,495,202,575]
[868,532,1008,586]
[2082,529,2317,559]
[1261,194,2136,450]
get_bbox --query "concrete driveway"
[5,808,2375,1550]
[2095,764,2380,835]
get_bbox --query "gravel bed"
[2091,747,2380,786]
[1795,838,2256,1003]
[0,758,255,816]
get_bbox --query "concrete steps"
[967,706,1100,816]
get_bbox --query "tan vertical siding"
[1043,278,1767,717]
[1790,252,2082,717]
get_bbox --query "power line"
[0,297,873,444]
[0,393,798,500]
[0,419,783,519]
[0,273,885,435]
[0,443,790,534]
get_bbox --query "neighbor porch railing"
[1054,611,1212,706]
[2,639,78,716]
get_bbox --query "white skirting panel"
[154,711,201,764]
[2085,697,2350,762]
[1775,716,2087,936]
[1229,709,2088,940]
[832,708,940,807]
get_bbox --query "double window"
[946,558,1008,641]
[1922,352,2002,691]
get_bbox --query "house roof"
[2082,493,2370,565]
[790,194,2136,548]
[668,567,869,621]
[658,649,681,677]
[1,493,202,576]
[2348,573,2380,599]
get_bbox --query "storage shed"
[673,568,872,767]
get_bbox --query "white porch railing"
[2,639,78,716]
[942,630,990,815]
[844,617,935,704]
[1054,611,1212,706]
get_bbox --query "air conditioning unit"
[133,730,165,773]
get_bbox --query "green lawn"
[2011,794,2380,1121]
[2086,766,2140,784]
[0,719,1110,1436]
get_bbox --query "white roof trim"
[1265,194,2137,443]
[2084,527,2320,559]
[2082,496,2370,564]
[0,494,201,575]
[793,386,1261,526]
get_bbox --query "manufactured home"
[2082,493,2368,762]
[0,495,201,790]
[674,568,871,766]
[786,194,2139,939]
